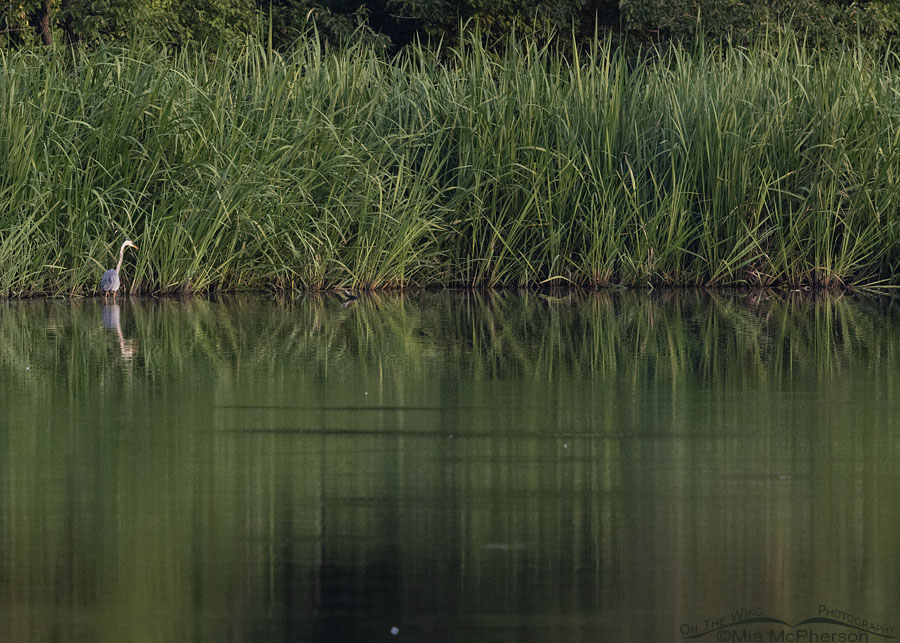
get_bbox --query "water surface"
[1,292,899,642]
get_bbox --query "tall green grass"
[2,32,900,295]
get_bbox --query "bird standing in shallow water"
[101,239,138,303]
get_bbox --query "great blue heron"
[101,239,138,303]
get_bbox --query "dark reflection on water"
[1,291,899,642]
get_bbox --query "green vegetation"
[3,32,900,295]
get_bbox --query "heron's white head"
[124,239,138,250]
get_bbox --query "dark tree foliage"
[259,0,900,49]
[2,0,258,46]
[619,0,900,45]
[2,0,899,49]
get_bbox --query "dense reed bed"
[3,33,900,295]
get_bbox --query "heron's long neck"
[115,243,127,274]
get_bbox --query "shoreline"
[3,283,894,301]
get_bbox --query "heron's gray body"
[101,239,137,302]
[100,269,120,295]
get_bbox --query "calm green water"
[1,292,899,642]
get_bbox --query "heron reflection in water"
[101,239,138,302]
[338,288,359,308]
[102,304,137,360]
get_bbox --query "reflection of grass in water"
[4,33,900,294]
[2,292,900,391]
[1,293,899,640]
